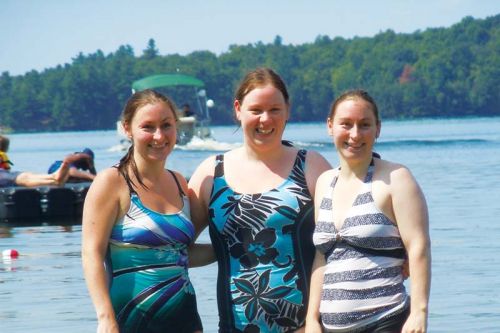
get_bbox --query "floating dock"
[0,182,91,222]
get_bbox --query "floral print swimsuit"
[208,149,315,333]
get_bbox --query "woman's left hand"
[401,311,427,333]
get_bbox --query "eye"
[249,109,262,115]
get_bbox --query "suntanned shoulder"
[189,155,215,183]
[188,154,218,191]
[316,168,337,186]
[169,169,189,193]
[91,167,123,187]
[306,150,332,170]
[89,167,129,200]
[376,159,414,180]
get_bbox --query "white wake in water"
[176,136,241,151]
[108,136,241,152]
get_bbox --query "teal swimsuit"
[107,170,202,333]
[208,149,315,332]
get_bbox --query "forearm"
[408,244,431,314]
[188,243,215,267]
[82,249,116,320]
[306,252,325,323]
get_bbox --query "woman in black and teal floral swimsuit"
[189,68,331,332]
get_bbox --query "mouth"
[256,128,274,135]
[345,142,364,150]
[149,142,168,149]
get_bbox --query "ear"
[122,122,132,139]
[285,104,291,121]
[376,121,381,138]
[327,117,334,136]
[234,100,242,121]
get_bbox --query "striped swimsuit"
[106,170,202,333]
[313,160,409,332]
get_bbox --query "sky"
[1,0,499,76]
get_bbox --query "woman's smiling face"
[234,84,289,150]
[328,98,380,161]
[126,101,177,163]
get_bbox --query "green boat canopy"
[132,74,205,92]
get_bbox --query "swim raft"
[0,182,91,222]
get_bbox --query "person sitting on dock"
[0,135,14,171]
[0,135,79,188]
[48,148,96,182]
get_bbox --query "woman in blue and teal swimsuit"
[189,68,331,332]
[82,90,212,333]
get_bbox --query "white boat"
[116,74,215,147]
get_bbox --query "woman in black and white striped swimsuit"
[305,90,431,333]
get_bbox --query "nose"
[350,125,361,140]
[153,127,164,141]
[259,111,272,122]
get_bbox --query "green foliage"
[0,15,498,132]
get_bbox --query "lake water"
[1,117,500,332]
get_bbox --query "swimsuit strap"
[213,154,224,179]
[364,158,376,183]
[167,169,185,197]
[113,165,137,196]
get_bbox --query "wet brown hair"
[328,89,380,124]
[117,89,178,190]
[235,67,290,106]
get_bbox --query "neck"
[133,157,166,180]
[338,154,372,180]
[243,141,287,164]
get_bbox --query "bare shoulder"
[318,167,338,182]
[375,158,419,191]
[188,154,219,196]
[189,155,218,181]
[83,167,129,221]
[169,169,189,193]
[92,167,123,189]
[88,167,128,200]
[305,150,331,171]
[303,150,332,195]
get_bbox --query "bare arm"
[187,156,216,239]
[168,168,215,268]
[305,249,326,333]
[305,150,332,196]
[305,170,333,332]
[188,243,216,267]
[391,167,431,333]
[81,169,124,333]
[187,156,217,267]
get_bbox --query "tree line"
[1,14,499,132]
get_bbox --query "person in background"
[48,147,96,182]
[181,103,194,117]
[0,135,14,170]
[306,90,431,333]
[82,89,211,333]
[188,67,331,332]
[0,134,73,187]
